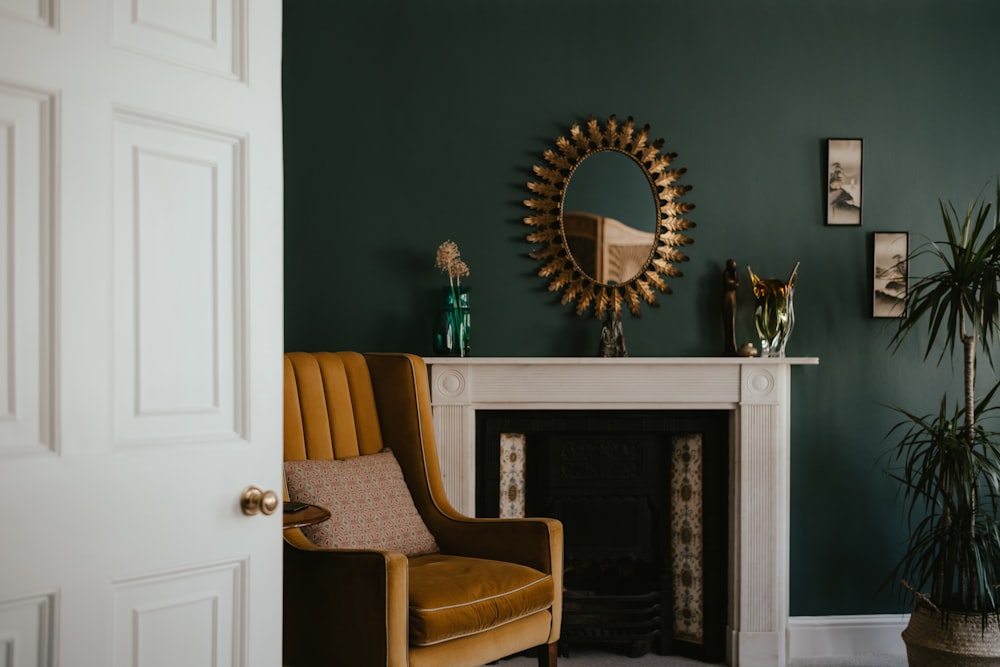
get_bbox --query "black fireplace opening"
[476,410,728,662]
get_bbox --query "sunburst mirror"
[523,115,695,318]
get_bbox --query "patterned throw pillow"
[284,450,439,557]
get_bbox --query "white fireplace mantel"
[424,356,819,667]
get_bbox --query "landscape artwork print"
[827,138,863,225]
[872,232,907,318]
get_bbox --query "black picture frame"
[827,138,863,226]
[873,231,908,318]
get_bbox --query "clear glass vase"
[433,286,470,357]
[748,263,799,358]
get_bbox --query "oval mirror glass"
[562,150,658,285]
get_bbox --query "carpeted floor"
[496,646,908,666]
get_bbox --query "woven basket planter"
[902,602,1000,666]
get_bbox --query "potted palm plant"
[886,182,1000,665]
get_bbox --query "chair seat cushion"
[407,554,554,646]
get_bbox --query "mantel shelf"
[424,356,820,365]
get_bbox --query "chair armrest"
[283,531,408,667]
[433,516,562,573]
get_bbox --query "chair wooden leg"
[537,641,557,667]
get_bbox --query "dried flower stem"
[435,240,470,289]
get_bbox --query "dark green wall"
[282,0,1000,616]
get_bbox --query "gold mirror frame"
[524,115,695,318]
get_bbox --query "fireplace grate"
[562,590,663,657]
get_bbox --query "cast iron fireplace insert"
[476,409,728,662]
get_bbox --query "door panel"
[0,1,283,665]
[0,0,55,28]
[0,592,56,667]
[112,559,246,667]
[112,109,247,445]
[112,0,245,81]
[0,82,55,456]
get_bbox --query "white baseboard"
[788,614,909,660]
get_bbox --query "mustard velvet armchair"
[282,352,563,667]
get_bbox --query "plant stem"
[961,331,978,609]
[449,283,464,356]
[965,331,976,439]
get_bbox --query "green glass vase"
[433,286,470,357]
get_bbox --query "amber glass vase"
[748,263,798,358]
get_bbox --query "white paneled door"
[0,1,284,665]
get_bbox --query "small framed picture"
[827,138,863,226]
[873,232,908,318]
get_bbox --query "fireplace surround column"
[425,356,818,667]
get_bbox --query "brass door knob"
[241,485,279,516]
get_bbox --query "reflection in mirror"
[524,115,695,318]
[562,150,658,284]
[563,212,656,285]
